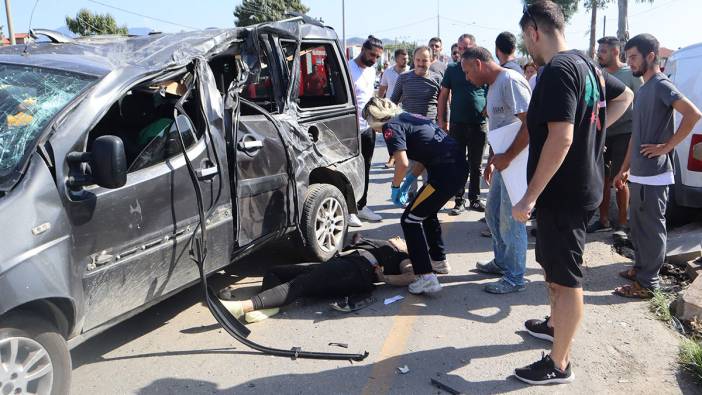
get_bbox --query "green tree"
[523,0,580,22]
[65,9,128,36]
[519,0,579,55]
[234,0,310,27]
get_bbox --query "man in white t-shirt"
[378,48,408,100]
[348,35,384,226]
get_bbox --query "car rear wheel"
[0,313,71,395]
[300,184,348,261]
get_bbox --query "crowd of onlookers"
[222,0,701,386]
[344,0,701,385]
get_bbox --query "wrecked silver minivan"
[0,17,364,394]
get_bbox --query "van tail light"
[688,134,702,171]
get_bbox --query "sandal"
[618,268,637,282]
[613,282,653,299]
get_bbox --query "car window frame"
[284,39,354,113]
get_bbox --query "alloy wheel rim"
[314,197,344,253]
[0,337,53,395]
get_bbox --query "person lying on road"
[219,234,416,323]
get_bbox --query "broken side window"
[86,76,202,174]
[240,41,277,113]
[0,64,96,190]
[292,42,349,109]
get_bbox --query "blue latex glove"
[399,172,418,195]
[391,186,407,207]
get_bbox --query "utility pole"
[436,0,440,38]
[4,0,15,45]
[603,15,606,37]
[341,0,346,59]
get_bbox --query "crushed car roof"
[0,17,338,77]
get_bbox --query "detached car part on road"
[0,17,368,394]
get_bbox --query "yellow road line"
[361,210,462,395]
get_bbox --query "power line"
[440,16,503,32]
[372,16,435,34]
[87,0,198,30]
[629,0,683,17]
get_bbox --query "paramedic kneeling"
[362,98,468,294]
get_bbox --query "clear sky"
[2,0,700,53]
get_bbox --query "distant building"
[1,33,31,46]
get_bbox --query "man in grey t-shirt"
[390,46,442,120]
[613,34,701,297]
[461,46,532,294]
[588,36,644,234]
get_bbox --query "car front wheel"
[0,313,71,395]
[300,184,348,261]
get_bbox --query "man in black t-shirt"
[510,1,633,386]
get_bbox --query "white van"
[666,43,702,224]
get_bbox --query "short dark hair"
[519,0,565,34]
[363,35,383,50]
[394,48,408,57]
[429,37,442,44]
[458,33,476,44]
[597,36,620,47]
[495,31,517,55]
[461,46,494,63]
[450,43,458,51]
[624,33,660,63]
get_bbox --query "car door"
[233,34,291,246]
[282,38,359,162]
[67,67,230,330]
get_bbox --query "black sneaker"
[468,199,485,212]
[515,353,574,385]
[448,200,465,216]
[525,316,554,342]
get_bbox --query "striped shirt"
[390,70,442,120]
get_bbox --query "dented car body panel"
[0,19,364,345]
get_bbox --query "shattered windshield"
[0,64,96,191]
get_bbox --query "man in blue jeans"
[461,46,531,293]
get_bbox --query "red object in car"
[688,133,702,172]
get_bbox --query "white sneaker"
[220,300,245,319]
[431,259,451,274]
[348,214,362,227]
[357,206,382,222]
[245,308,280,323]
[409,273,442,294]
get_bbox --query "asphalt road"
[70,137,697,394]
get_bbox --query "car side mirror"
[92,135,127,188]
[67,135,127,190]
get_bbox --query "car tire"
[0,312,72,395]
[300,183,348,261]
[666,186,694,228]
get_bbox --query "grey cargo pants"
[629,182,669,289]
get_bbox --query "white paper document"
[486,121,528,205]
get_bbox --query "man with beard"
[512,0,633,385]
[587,36,643,234]
[378,48,409,100]
[437,33,489,215]
[429,37,448,78]
[612,34,701,298]
[450,43,460,63]
[348,35,384,226]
